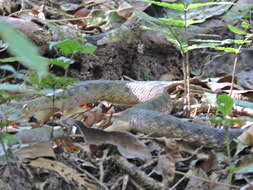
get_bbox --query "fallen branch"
[113,156,164,190]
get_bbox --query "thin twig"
[175,171,240,189]
[170,175,186,190]
[130,179,145,190]
[99,148,109,182]
[121,175,129,190]
[183,1,191,117]
[229,34,253,95]
[71,161,109,190]
[114,156,164,190]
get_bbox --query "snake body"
[1,80,244,150]
[19,80,172,113]
[115,108,243,150]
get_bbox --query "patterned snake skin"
[1,80,244,150]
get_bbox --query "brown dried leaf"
[156,155,175,184]
[55,137,82,151]
[29,158,98,189]
[208,171,230,190]
[153,138,183,183]
[117,2,134,18]
[63,119,151,161]
[83,111,105,127]
[185,168,210,190]
[235,154,253,174]
[15,142,56,162]
[154,137,183,162]
[237,70,253,89]
[83,102,110,126]
[31,108,57,123]
[193,152,217,173]
[237,126,253,146]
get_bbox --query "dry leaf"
[185,168,210,190]
[29,158,98,189]
[117,2,133,18]
[15,142,56,162]
[55,137,82,151]
[83,111,105,127]
[30,108,57,123]
[192,152,217,173]
[156,155,175,184]
[237,126,253,146]
[153,138,182,184]
[209,171,230,190]
[63,119,151,161]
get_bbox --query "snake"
[0,80,244,150]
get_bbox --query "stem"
[229,34,253,95]
[224,124,232,184]
[183,2,190,116]
[175,171,240,189]
[50,85,56,140]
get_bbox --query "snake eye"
[29,116,38,123]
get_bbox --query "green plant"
[0,21,49,145]
[137,72,149,81]
[0,22,97,144]
[49,39,97,76]
[135,1,234,115]
[204,93,243,183]
[0,22,48,78]
[211,22,253,95]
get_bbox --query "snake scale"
[1,80,244,150]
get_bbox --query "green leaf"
[0,93,28,102]
[216,94,233,116]
[188,19,206,26]
[0,22,48,78]
[49,39,84,54]
[159,18,184,27]
[142,25,181,50]
[29,72,76,89]
[0,57,19,62]
[221,39,251,45]
[190,39,249,45]
[49,39,97,56]
[210,116,222,124]
[188,38,250,51]
[223,119,241,126]
[135,11,183,50]
[82,43,97,56]
[145,0,184,11]
[211,47,239,53]
[227,24,247,35]
[241,21,250,29]
[187,2,233,9]
[229,164,253,174]
[0,133,19,143]
[187,43,219,51]
[46,56,74,69]
[135,10,166,27]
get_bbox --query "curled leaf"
[63,119,152,161]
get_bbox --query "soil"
[66,35,216,82]
[68,42,183,81]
